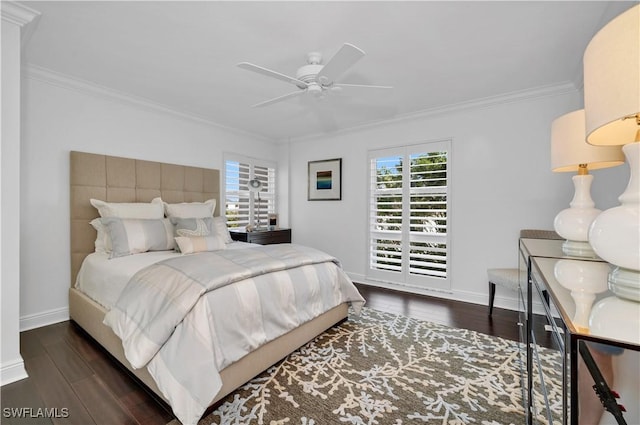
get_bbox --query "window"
[367,141,451,291]
[224,154,276,229]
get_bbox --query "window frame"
[223,153,276,230]
[366,140,452,291]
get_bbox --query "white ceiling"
[22,1,638,142]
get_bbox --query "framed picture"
[308,158,342,201]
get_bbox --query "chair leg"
[542,289,549,307]
[489,281,496,316]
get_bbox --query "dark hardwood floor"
[1,284,548,425]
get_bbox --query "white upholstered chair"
[487,230,560,316]
[487,267,549,316]
[487,268,520,316]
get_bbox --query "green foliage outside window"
[373,152,448,277]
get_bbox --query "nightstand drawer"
[229,228,291,245]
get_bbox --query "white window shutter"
[367,141,451,291]
[224,155,276,229]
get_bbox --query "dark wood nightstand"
[229,228,292,245]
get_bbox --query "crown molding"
[23,64,272,143]
[22,64,578,146]
[1,1,40,26]
[285,81,579,144]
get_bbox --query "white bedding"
[75,243,364,425]
[75,241,257,309]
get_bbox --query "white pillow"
[90,218,111,253]
[100,217,176,258]
[153,197,216,218]
[90,199,164,219]
[212,216,232,244]
[175,235,227,254]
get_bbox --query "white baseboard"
[1,357,28,386]
[20,306,69,331]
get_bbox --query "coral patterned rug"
[176,307,560,425]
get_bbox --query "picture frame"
[308,158,342,201]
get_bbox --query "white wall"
[287,89,629,309]
[19,73,278,329]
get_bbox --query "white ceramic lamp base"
[561,240,598,259]
[589,296,640,345]
[554,174,600,258]
[589,142,640,302]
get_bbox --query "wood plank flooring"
[1,284,548,425]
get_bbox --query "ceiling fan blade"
[317,43,365,84]
[251,90,305,108]
[237,62,308,88]
[333,83,393,90]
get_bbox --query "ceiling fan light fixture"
[308,83,322,96]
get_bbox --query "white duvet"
[75,241,256,309]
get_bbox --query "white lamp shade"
[583,4,640,146]
[551,109,624,172]
[247,178,262,193]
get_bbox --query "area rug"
[174,307,561,425]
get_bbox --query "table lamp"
[551,109,623,258]
[583,4,640,301]
[248,178,263,230]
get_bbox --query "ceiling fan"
[237,43,392,108]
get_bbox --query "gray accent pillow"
[170,217,215,238]
[100,218,176,259]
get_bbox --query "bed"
[68,151,364,425]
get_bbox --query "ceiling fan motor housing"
[296,63,325,87]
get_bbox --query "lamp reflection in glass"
[554,259,610,332]
[247,178,263,230]
[551,109,624,258]
[590,296,640,345]
[583,4,640,301]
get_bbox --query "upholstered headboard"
[69,151,221,285]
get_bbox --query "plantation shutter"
[224,154,276,229]
[253,163,276,227]
[367,141,451,291]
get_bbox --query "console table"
[519,237,639,425]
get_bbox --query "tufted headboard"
[69,151,220,285]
